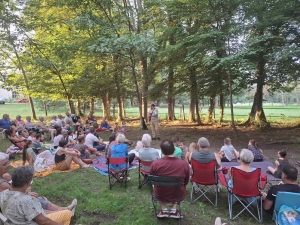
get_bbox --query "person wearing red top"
[150,140,190,219]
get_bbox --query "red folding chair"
[190,159,218,207]
[107,157,128,190]
[228,167,263,222]
[138,159,153,189]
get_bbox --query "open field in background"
[1,103,300,123]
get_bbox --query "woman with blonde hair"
[185,142,197,163]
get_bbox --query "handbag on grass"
[34,157,46,172]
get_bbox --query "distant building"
[0,82,22,99]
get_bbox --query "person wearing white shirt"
[84,128,106,151]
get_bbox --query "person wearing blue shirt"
[0,114,11,131]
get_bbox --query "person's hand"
[261,192,267,200]
[29,192,39,198]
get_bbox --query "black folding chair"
[147,175,182,224]
[107,157,129,190]
[138,159,153,189]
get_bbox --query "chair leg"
[190,182,193,203]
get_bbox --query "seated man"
[33,133,44,155]
[262,165,300,216]
[24,116,38,131]
[150,140,190,218]
[0,114,11,131]
[84,128,106,152]
[139,134,160,172]
[191,137,222,169]
[74,135,102,164]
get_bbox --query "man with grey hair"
[37,116,56,140]
[0,114,11,131]
[191,137,222,168]
[139,134,160,172]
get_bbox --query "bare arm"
[28,153,34,166]
[0,182,11,192]
[34,213,63,225]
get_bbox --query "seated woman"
[139,134,160,172]
[10,119,18,131]
[74,135,102,164]
[55,140,90,171]
[5,128,25,150]
[23,140,55,167]
[267,150,291,178]
[228,149,257,204]
[18,128,29,139]
[0,152,76,216]
[185,142,197,163]
[25,116,38,131]
[16,115,25,127]
[0,165,75,225]
[86,113,96,125]
[53,128,66,149]
[247,139,264,162]
[100,118,113,132]
[110,134,135,180]
[37,116,56,140]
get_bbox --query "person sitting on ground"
[16,115,25,127]
[219,137,239,162]
[66,130,77,147]
[27,131,36,141]
[262,165,300,216]
[5,128,25,150]
[18,128,29,139]
[23,140,55,167]
[100,118,113,132]
[0,165,74,225]
[185,142,197,163]
[121,121,128,132]
[86,113,96,125]
[10,119,18,131]
[64,112,73,127]
[37,116,56,140]
[57,114,65,128]
[247,139,264,162]
[139,134,160,172]
[74,135,102,164]
[191,137,222,169]
[53,128,66,149]
[150,139,190,218]
[84,128,106,152]
[55,140,90,171]
[51,115,61,129]
[110,133,136,180]
[267,150,291,179]
[179,141,188,160]
[0,114,11,131]
[32,133,44,155]
[25,116,37,131]
[228,149,258,204]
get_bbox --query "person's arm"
[232,148,238,160]
[215,152,222,169]
[34,213,63,225]
[59,148,80,157]
[0,182,11,192]
[28,153,34,166]
[262,190,274,211]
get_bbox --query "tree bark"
[219,93,224,124]
[77,99,83,116]
[195,99,202,125]
[42,100,48,116]
[167,67,176,120]
[122,98,126,118]
[90,98,95,116]
[117,96,123,121]
[139,53,148,121]
[207,94,216,123]
[102,94,111,120]
[189,67,197,122]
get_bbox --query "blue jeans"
[93,142,106,152]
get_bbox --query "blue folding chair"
[273,192,300,225]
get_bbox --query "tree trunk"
[167,67,176,120]
[101,94,111,120]
[228,69,238,139]
[182,104,185,120]
[43,100,48,116]
[195,99,202,125]
[77,99,83,116]
[189,67,197,122]
[219,93,224,124]
[139,53,148,121]
[207,94,216,123]
[122,98,126,118]
[281,91,286,106]
[117,96,123,121]
[90,98,95,115]
[67,97,75,114]
[28,97,37,120]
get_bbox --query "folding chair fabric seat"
[273,192,300,225]
[228,167,263,223]
[107,157,128,190]
[138,159,153,189]
[190,159,218,207]
[147,175,183,224]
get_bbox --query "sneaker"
[169,210,183,219]
[157,210,169,218]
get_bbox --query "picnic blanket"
[221,160,282,181]
[10,160,80,177]
[91,156,139,176]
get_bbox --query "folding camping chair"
[273,192,300,225]
[147,175,182,224]
[190,159,218,207]
[227,167,263,223]
[107,157,128,190]
[138,159,153,189]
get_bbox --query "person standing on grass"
[150,140,190,218]
[148,104,160,140]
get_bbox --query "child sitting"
[219,138,239,162]
[267,150,290,178]
[121,121,128,132]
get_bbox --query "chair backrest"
[274,192,300,213]
[107,157,128,168]
[139,159,153,174]
[231,167,261,197]
[190,159,217,185]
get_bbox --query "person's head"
[51,115,57,120]
[189,142,197,153]
[28,131,35,137]
[240,149,254,164]
[19,129,29,137]
[197,137,210,149]
[26,116,31,122]
[68,130,73,136]
[278,150,287,158]
[0,152,10,176]
[11,166,34,188]
[56,128,63,136]
[39,116,44,122]
[2,114,9,120]
[150,104,155,109]
[11,119,17,126]
[122,121,126,125]
[77,135,85,143]
[282,165,298,182]
[179,141,186,151]
[35,133,44,142]
[171,136,180,146]
[16,115,22,121]
[90,128,96,134]
[142,133,152,147]
[59,140,68,148]
[248,139,259,148]
[160,140,175,156]
[109,133,116,143]
[4,129,14,139]
[66,112,70,117]
[116,133,126,143]
[224,138,231,145]
[58,114,63,119]
[22,140,33,162]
